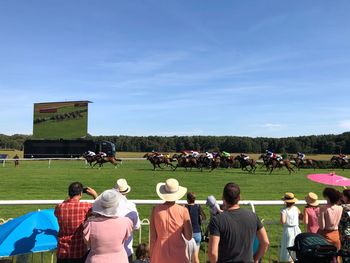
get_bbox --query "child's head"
[136,243,150,260]
[282,192,297,207]
[323,187,341,205]
[305,192,319,207]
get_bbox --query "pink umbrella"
[307,172,350,187]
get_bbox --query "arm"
[208,235,220,263]
[183,208,193,241]
[303,208,308,231]
[298,207,303,221]
[86,187,98,199]
[318,206,325,231]
[280,209,286,225]
[253,227,269,263]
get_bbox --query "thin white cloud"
[339,120,350,130]
[262,123,283,128]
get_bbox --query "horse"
[82,152,97,167]
[330,156,348,170]
[93,156,123,168]
[292,157,320,170]
[259,154,294,174]
[143,153,175,170]
[172,153,199,171]
[234,155,257,173]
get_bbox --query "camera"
[83,187,88,193]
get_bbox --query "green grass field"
[0,157,348,262]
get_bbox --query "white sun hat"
[156,178,187,202]
[93,189,123,217]
[114,178,131,195]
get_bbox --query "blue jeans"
[193,232,201,246]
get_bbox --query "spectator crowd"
[54,178,350,263]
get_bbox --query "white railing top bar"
[0,199,327,206]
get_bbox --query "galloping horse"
[259,154,294,174]
[234,155,257,173]
[143,153,175,170]
[330,156,348,170]
[292,157,320,170]
[93,156,123,168]
[82,152,97,167]
[172,153,198,171]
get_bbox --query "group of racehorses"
[143,152,349,174]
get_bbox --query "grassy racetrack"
[0,157,349,262]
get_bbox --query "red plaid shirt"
[54,198,92,259]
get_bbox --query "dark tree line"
[1,132,350,154]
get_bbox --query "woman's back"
[304,206,320,233]
[151,203,190,263]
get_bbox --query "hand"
[85,187,98,199]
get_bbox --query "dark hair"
[343,189,350,202]
[135,243,149,260]
[223,182,240,205]
[68,182,83,198]
[323,187,341,204]
[187,192,196,204]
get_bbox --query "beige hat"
[305,192,319,206]
[156,178,187,202]
[93,189,122,217]
[282,192,298,203]
[114,178,131,195]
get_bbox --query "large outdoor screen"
[33,101,90,139]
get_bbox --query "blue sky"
[1,1,350,137]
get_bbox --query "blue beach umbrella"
[0,209,58,257]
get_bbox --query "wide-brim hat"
[282,192,298,203]
[114,178,131,194]
[305,192,319,206]
[156,178,187,202]
[93,189,123,217]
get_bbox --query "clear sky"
[1,1,350,137]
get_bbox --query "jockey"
[340,153,348,162]
[181,150,190,157]
[98,152,107,158]
[266,150,273,158]
[87,150,96,157]
[297,152,305,160]
[274,154,283,161]
[206,152,214,159]
[222,151,231,158]
[191,150,200,158]
[240,153,250,161]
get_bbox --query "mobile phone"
[83,187,88,193]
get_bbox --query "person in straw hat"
[280,192,302,263]
[83,189,133,263]
[114,178,140,263]
[303,192,320,233]
[150,178,193,263]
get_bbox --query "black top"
[209,208,263,263]
[185,204,201,233]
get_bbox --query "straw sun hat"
[93,189,123,217]
[156,178,187,202]
[282,192,298,203]
[114,178,131,195]
[305,192,319,206]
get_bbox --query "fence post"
[2,159,5,167]
[48,159,51,169]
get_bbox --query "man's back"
[209,208,263,263]
[55,199,92,259]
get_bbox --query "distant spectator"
[303,192,320,233]
[339,189,350,263]
[83,189,133,263]
[185,192,206,251]
[54,182,97,263]
[208,182,269,263]
[13,154,19,167]
[114,178,141,263]
[150,178,192,263]
[280,192,302,263]
[133,243,150,263]
[319,187,343,250]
